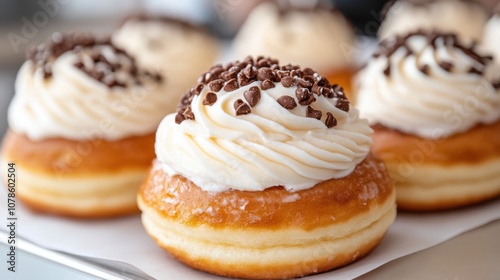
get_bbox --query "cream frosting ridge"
[356,31,500,139]
[483,14,500,63]
[8,33,171,141]
[379,0,488,42]
[112,16,218,97]
[233,2,354,73]
[156,57,373,192]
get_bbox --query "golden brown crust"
[151,229,385,280]
[1,130,153,218]
[371,121,500,211]
[371,120,500,166]
[1,130,156,175]
[139,153,394,231]
[18,194,139,218]
[139,153,395,279]
[398,195,500,212]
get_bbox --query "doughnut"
[1,33,170,217]
[356,31,500,211]
[138,56,396,278]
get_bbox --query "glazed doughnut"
[1,130,155,217]
[1,33,170,217]
[139,155,395,279]
[372,123,500,211]
[356,31,500,211]
[138,57,395,278]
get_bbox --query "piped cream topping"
[156,57,373,192]
[356,31,500,139]
[8,33,171,141]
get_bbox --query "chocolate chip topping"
[306,106,322,120]
[280,76,296,87]
[439,61,453,72]
[419,64,430,75]
[277,95,297,109]
[257,67,275,81]
[383,64,391,76]
[492,81,500,90]
[261,79,275,90]
[223,78,239,92]
[208,79,224,92]
[244,86,261,107]
[175,56,350,127]
[203,92,217,106]
[296,87,316,106]
[467,67,482,75]
[28,32,162,88]
[374,30,493,78]
[325,112,337,128]
[336,98,350,112]
[234,99,251,116]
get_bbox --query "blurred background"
[0,0,498,138]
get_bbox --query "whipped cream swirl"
[112,16,218,96]
[233,2,354,73]
[356,32,500,139]
[483,14,500,63]
[379,0,488,42]
[8,33,171,141]
[156,58,372,192]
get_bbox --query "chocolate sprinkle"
[237,72,250,87]
[27,32,162,88]
[175,112,186,124]
[336,98,350,112]
[373,30,493,81]
[193,83,204,95]
[296,87,316,106]
[325,112,337,128]
[223,78,239,92]
[243,64,257,79]
[257,67,275,81]
[261,79,275,90]
[439,61,453,72]
[234,99,251,116]
[467,67,482,75]
[203,92,217,106]
[281,76,296,87]
[209,79,224,92]
[277,95,297,109]
[306,106,322,120]
[181,107,195,121]
[175,56,350,127]
[243,86,261,107]
[383,64,391,76]
[419,64,430,75]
